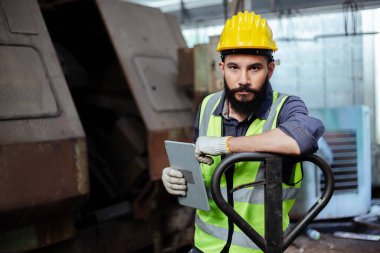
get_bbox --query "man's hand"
[161,167,187,196]
[195,136,232,165]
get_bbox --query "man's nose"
[239,71,250,85]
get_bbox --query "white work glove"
[161,167,187,196]
[195,136,232,165]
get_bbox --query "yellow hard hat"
[216,11,278,52]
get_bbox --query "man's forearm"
[228,128,301,155]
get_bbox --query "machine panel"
[0,45,58,119]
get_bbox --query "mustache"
[229,85,259,94]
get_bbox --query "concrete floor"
[285,233,380,253]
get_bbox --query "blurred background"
[0,0,380,252]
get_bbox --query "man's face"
[220,54,275,104]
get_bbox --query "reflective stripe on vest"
[199,91,223,137]
[195,214,260,250]
[204,186,299,204]
[254,92,289,181]
[195,214,291,250]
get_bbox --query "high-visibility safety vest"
[194,90,302,253]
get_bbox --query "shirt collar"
[213,82,274,120]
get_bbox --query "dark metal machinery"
[211,153,335,253]
[0,0,194,252]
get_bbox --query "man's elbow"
[283,127,319,156]
[287,140,301,156]
[293,145,301,155]
[297,138,319,156]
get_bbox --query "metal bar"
[264,158,283,253]
[211,153,269,250]
[282,154,334,250]
[211,153,335,253]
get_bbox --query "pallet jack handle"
[211,153,334,253]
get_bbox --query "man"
[162,11,324,253]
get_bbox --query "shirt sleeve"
[193,104,201,143]
[277,96,325,155]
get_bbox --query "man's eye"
[230,66,238,70]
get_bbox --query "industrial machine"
[0,0,194,252]
[291,106,372,219]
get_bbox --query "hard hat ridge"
[216,10,277,52]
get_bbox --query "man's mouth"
[236,91,253,97]
[237,89,253,93]
[230,85,259,94]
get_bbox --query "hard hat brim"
[217,45,278,52]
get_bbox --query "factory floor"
[177,229,380,253]
[284,199,380,253]
[286,233,380,253]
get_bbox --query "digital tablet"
[164,140,210,211]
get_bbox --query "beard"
[225,77,269,116]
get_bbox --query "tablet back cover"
[165,140,210,211]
